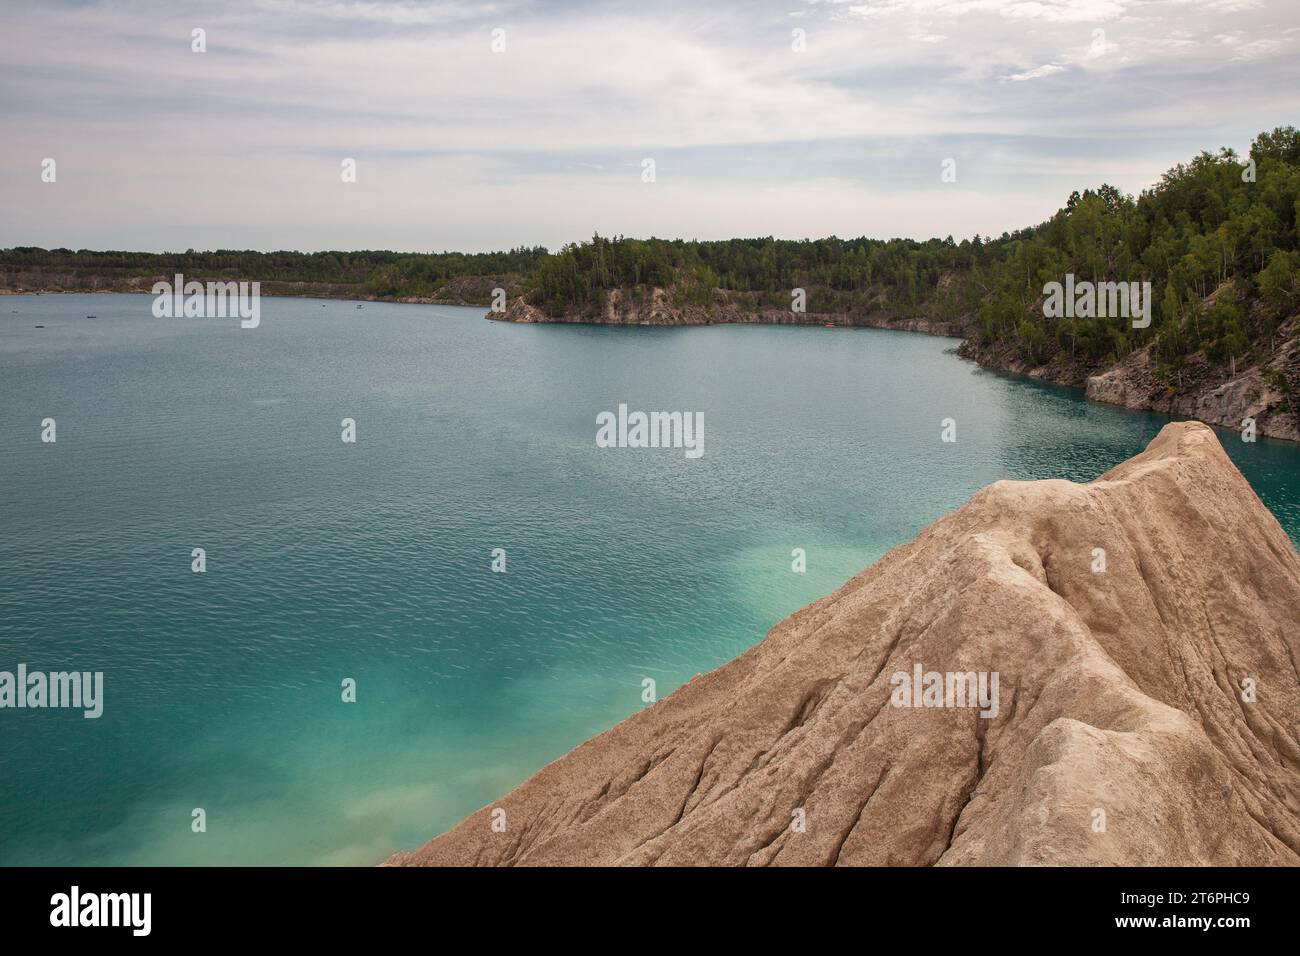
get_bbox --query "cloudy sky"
[2,0,1297,252]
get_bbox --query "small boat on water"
[86,315,97,319]
[824,323,835,328]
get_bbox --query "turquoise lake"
[2,293,1298,866]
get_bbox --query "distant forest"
[523,127,1300,382]
[0,247,550,298]
[4,127,1297,387]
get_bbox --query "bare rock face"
[1085,335,1300,442]
[487,297,550,323]
[390,423,1300,866]
[485,291,971,334]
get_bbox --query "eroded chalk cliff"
[390,422,1300,866]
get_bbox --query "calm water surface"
[1,294,1297,865]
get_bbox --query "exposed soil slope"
[391,422,1300,866]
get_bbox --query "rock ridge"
[390,422,1300,866]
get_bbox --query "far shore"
[0,287,493,307]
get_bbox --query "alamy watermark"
[152,273,260,328]
[1043,274,1151,329]
[50,886,150,936]
[1,665,103,718]
[890,664,999,718]
[596,403,704,459]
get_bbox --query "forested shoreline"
[517,127,1298,388]
[0,246,549,303]
[4,127,1297,434]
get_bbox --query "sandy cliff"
[391,423,1300,866]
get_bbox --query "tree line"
[4,126,1296,389]
[0,246,550,297]
[521,127,1299,386]
[970,126,1299,379]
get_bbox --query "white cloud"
[845,0,1130,23]
[1230,38,1286,59]
[254,0,519,26]
[1000,63,1066,81]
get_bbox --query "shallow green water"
[1,293,1296,865]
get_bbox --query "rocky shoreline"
[488,291,969,335]
[956,327,1300,443]
[1084,345,1299,442]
